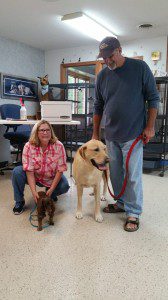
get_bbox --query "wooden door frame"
[60,56,144,83]
[60,60,103,83]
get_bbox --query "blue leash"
[29,204,50,229]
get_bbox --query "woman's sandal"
[124,218,139,232]
[103,204,125,213]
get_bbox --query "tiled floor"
[0,167,168,299]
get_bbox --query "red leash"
[104,134,146,200]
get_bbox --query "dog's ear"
[37,76,42,79]
[44,74,48,78]
[37,197,43,213]
[42,198,47,211]
[79,146,87,159]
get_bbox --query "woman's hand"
[46,188,54,198]
[32,191,39,203]
[46,172,62,198]
[26,171,39,202]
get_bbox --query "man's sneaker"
[13,201,25,215]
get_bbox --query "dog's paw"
[37,227,42,231]
[101,195,106,201]
[49,221,54,226]
[95,214,103,223]
[76,211,83,219]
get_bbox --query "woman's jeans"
[12,165,70,207]
[106,138,143,219]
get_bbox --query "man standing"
[92,36,159,232]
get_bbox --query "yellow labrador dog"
[73,139,109,222]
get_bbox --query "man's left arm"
[142,62,160,143]
[142,107,158,143]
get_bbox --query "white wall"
[45,36,167,83]
[0,36,45,115]
[0,36,45,163]
[45,45,99,83]
[122,36,167,77]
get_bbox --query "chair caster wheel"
[159,172,164,177]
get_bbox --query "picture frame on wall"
[0,73,39,101]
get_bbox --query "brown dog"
[37,74,52,101]
[73,140,109,222]
[37,191,55,231]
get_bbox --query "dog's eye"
[94,148,99,152]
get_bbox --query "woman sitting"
[12,120,70,215]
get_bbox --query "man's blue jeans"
[105,138,143,218]
[12,165,70,207]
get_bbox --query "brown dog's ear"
[37,196,43,212]
[79,146,87,159]
[44,74,48,78]
[42,197,48,211]
[37,76,42,79]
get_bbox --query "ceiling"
[0,0,168,51]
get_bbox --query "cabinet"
[143,77,168,176]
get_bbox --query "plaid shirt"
[22,141,67,187]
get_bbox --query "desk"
[0,119,80,175]
[0,120,80,126]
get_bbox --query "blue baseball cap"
[98,36,120,59]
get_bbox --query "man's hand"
[32,191,39,203]
[142,127,155,143]
[92,135,99,140]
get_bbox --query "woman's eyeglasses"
[38,129,51,133]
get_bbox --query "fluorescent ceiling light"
[61,12,117,41]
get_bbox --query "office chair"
[0,104,31,172]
